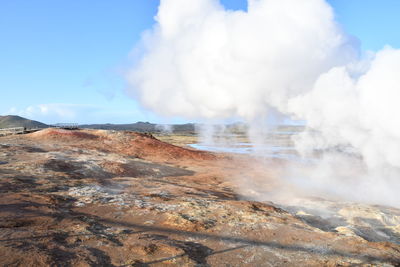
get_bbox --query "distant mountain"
[79,122,196,133]
[0,115,48,129]
[0,115,302,134]
[0,115,195,133]
[80,122,156,131]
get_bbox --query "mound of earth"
[0,129,399,266]
[29,128,215,164]
[30,128,99,140]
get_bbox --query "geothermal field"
[3,0,400,266]
[0,127,400,266]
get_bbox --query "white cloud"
[5,104,98,123]
[4,103,153,124]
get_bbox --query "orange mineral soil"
[0,128,399,266]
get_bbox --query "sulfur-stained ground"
[0,129,399,266]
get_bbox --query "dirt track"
[0,129,399,266]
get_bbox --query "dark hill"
[80,122,196,133]
[0,115,48,129]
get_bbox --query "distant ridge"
[0,115,195,133]
[0,115,303,133]
[0,115,48,129]
[79,122,196,133]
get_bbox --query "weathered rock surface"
[0,129,399,266]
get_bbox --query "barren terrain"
[0,129,400,266]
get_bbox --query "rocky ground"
[0,128,400,266]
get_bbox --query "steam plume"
[126,0,400,206]
[288,47,400,206]
[127,0,357,120]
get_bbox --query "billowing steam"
[288,47,400,206]
[128,0,357,120]
[126,0,400,206]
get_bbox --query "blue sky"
[1,0,399,124]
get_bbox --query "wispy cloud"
[5,104,99,123]
[4,103,150,124]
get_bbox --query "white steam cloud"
[127,0,400,206]
[128,0,357,120]
[291,47,400,171]
[287,47,400,206]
